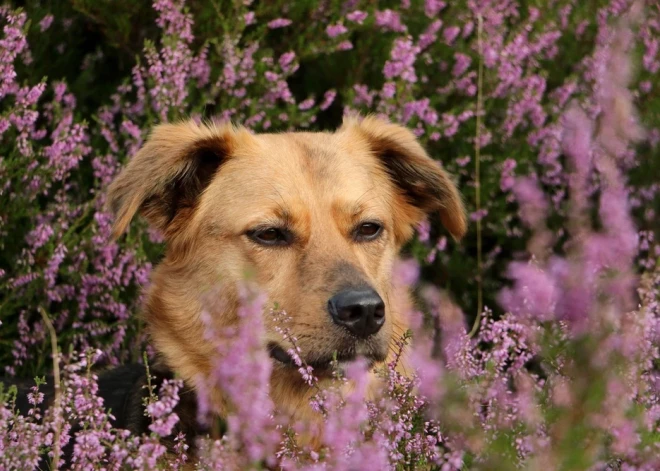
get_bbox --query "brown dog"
[107,115,466,444]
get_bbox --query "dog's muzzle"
[268,286,387,372]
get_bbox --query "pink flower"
[278,51,297,73]
[337,40,353,51]
[39,14,54,32]
[267,18,292,29]
[346,10,368,24]
[244,11,255,25]
[320,89,337,110]
[452,52,472,77]
[425,0,446,18]
[375,9,406,32]
[326,23,348,38]
[298,97,315,110]
[383,37,419,83]
[443,25,460,44]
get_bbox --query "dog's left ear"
[342,115,467,243]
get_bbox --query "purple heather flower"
[499,261,559,322]
[326,23,348,38]
[384,37,420,83]
[512,176,549,229]
[337,40,353,51]
[375,9,406,32]
[425,0,446,18]
[244,11,256,25]
[320,89,337,110]
[443,25,461,44]
[267,18,292,29]
[147,379,182,437]
[298,97,315,110]
[39,14,54,32]
[418,19,442,50]
[452,52,472,77]
[278,51,296,72]
[500,158,517,192]
[346,10,368,24]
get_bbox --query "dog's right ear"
[341,115,467,244]
[106,120,242,240]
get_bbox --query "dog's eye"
[248,227,292,246]
[354,222,382,241]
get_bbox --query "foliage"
[1,0,659,469]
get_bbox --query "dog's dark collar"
[95,364,204,438]
[92,364,212,457]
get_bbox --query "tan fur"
[107,115,466,448]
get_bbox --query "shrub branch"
[38,306,62,470]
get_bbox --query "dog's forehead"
[226,131,381,197]
[200,130,394,232]
[262,131,367,176]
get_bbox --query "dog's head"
[107,115,466,400]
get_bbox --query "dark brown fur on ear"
[343,115,467,241]
[106,120,241,240]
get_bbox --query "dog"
[105,114,467,449]
[6,115,466,465]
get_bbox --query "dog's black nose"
[328,288,385,338]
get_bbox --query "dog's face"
[107,116,466,410]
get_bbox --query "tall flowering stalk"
[196,283,280,468]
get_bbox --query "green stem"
[469,14,485,338]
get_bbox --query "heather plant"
[1,0,660,469]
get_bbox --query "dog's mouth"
[267,342,383,373]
